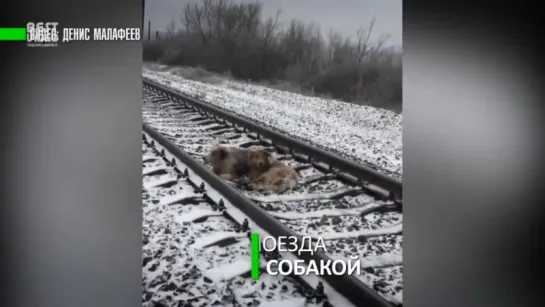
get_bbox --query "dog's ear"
[218,147,227,160]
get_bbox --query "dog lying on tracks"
[247,148,299,193]
[203,144,251,181]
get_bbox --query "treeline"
[144,0,402,111]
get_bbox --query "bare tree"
[258,10,281,78]
[355,16,375,62]
[182,1,209,44]
[165,17,176,38]
[144,0,402,110]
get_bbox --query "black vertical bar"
[148,20,151,41]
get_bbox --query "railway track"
[142,79,404,307]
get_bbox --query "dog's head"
[203,145,229,165]
[249,149,273,170]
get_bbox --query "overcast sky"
[144,0,402,47]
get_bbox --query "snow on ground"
[143,65,402,179]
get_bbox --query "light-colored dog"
[247,149,299,192]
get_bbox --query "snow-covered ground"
[143,65,402,179]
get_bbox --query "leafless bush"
[143,40,163,62]
[144,0,402,111]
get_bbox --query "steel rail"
[143,123,395,307]
[143,79,403,201]
[142,131,324,304]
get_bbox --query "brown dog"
[203,144,250,181]
[247,149,299,192]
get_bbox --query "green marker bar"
[251,232,260,280]
[0,28,27,41]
